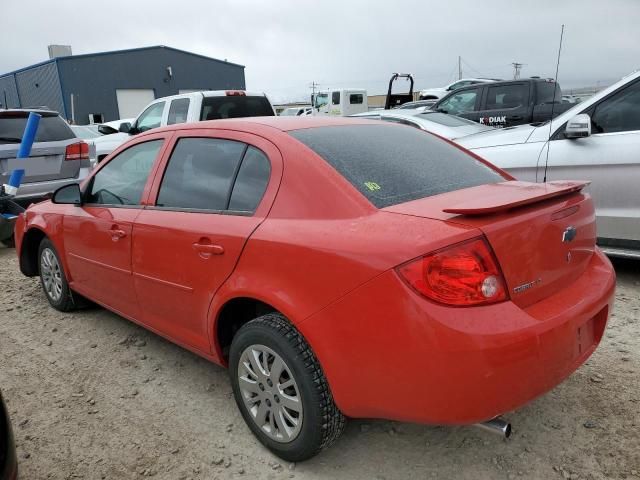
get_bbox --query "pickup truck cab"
[433,78,572,128]
[93,90,275,161]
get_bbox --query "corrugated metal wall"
[0,75,20,108]
[15,62,65,115]
[58,47,246,124]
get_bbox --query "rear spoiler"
[443,180,590,215]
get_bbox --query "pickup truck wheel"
[38,238,76,312]
[229,313,345,462]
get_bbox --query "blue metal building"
[0,46,246,125]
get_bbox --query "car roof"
[147,90,268,104]
[135,116,383,139]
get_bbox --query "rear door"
[131,129,282,351]
[63,134,170,317]
[476,82,530,127]
[540,78,640,246]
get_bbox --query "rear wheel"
[229,313,345,462]
[38,238,76,312]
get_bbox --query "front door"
[131,131,279,351]
[436,86,482,123]
[540,78,640,245]
[63,138,166,317]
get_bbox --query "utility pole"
[309,81,320,104]
[511,62,523,79]
[458,56,462,80]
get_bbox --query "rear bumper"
[299,249,615,424]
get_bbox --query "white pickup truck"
[456,70,640,259]
[92,90,275,162]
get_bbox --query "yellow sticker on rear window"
[364,181,381,191]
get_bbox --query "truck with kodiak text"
[432,77,573,128]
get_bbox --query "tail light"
[225,90,246,96]
[65,142,89,161]
[397,237,508,307]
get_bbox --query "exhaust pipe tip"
[475,417,512,439]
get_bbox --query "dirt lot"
[0,245,638,480]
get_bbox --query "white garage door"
[116,89,156,118]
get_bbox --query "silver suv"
[0,109,93,205]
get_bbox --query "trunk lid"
[384,181,596,308]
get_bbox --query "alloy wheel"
[41,248,63,302]
[238,344,303,443]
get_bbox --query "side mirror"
[52,183,82,205]
[98,124,117,135]
[118,122,132,134]
[565,113,591,139]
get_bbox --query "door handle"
[109,228,127,241]
[509,115,523,121]
[192,241,225,257]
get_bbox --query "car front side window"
[438,89,479,115]
[590,80,640,134]
[86,140,163,206]
[136,102,165,132]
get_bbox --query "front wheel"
[229,313,345,462]
[38,238,76,312]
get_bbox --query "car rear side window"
[157,138,247,211]
[86,140,163,206]
[200,96,273,120]
[167,98,190,125]
[228,147,271,212]
[0,114,74,144]
[536,81,562,104]
[289,124,505,209]
[486,84,528,110]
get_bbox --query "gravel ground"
[0,245,638,480]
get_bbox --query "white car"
[418,78,499,101]
[280,106,312,116]
[456,70,640,258]
[351,109,494,140]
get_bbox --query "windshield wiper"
[0,137,22,143]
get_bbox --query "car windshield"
[289,124,505,208]
[71,125,102,139]
[0,113,75,144]
[280,108,300,116]
[314,93,329,109]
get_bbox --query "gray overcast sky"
[2,0,639,102]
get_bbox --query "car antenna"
[543,24,565,183]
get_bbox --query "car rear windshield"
[200,96,274,120]
[0,113,75,144]
[289,124,505,208]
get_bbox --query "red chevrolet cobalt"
[14,117,615,461]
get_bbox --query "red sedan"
[14,117,615,461]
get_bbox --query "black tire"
[229,313,345,462]
[38,238,76,312]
